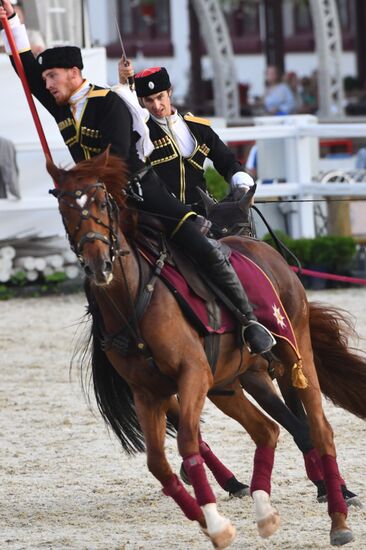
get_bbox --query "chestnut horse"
[47,151,366,548]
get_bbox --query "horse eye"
[100,201,108,210]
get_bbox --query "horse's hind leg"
[290,336,354,546]
[276,373,362,508]
[242,361,359,506]
[209,381,281,539]
[167,395,249,497]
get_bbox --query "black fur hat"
[36,46,83,71]
[135,67,171,97]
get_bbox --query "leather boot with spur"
[205,245,276,355]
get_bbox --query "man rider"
[0,0,274,357]
[117,61,254,215]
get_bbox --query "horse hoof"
[346,496,363,509]
[317,494,327,504]
[210,521,236,549]
[342,488,364,509]
[330,529,354,546]
[179,463,191,485]
[229,485,250,498]
[224,476,250,498]
[257,510,281,538]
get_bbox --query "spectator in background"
[355,147,366,170]
[263,65,297,115]
[0,136,20,199]
[285,71,302,113]
[0,0,45,55]
[299,74,318,114]
[245,144,257,180]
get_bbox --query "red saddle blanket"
[141,247,299,356]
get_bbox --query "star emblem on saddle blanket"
[272,304,286,329]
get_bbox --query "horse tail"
[79,283,145,455]
[309,302,366,420]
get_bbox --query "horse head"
[47,148,128,286]
[197,184,257,238]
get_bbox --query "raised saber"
[114,15,135,92]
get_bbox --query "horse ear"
[196,186,216,214]
[46,157,62,184]
[239,183,256,213]
[92,145,111,172]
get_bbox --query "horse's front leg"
[177,356,236,549]
[132,391,207,531]
[209,379,280,539]
[166,395,248,497]
[294,338,354,546]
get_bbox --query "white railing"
[2,115,366,240]
[214,115,366,238]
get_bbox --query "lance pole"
[0,10,55,178]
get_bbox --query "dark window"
[288,0,355,52]
[222,0,261,53]
[107,0,173,58]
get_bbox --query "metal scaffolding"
[309,0,344,118]
[191,0,239,120]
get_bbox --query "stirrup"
[242,321,276,355]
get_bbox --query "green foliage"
[44,271,67,283]
[0,284,14,300]
[262,231,357,272]
[2,269,80,299]
[10,270,28,286]
[204,167,228,200]
[310,236,356,271]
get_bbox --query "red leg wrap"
[162,474,203,522]
[250,446,275,496]
[303,448,324,482]
[183,453,216,506]
[304,448,345,485]
[321,454,348,517]
[199,439,233,489]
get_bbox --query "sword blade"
[114,15,135,91]
[114,15,127,61]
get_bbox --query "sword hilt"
[121,56,135,92]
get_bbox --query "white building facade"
[86,0,356,107]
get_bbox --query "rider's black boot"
[205,245,276,355]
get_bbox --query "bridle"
[50,181,121,266]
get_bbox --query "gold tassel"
[291,359,308,389]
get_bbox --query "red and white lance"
[0,11,57,187]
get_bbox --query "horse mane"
[67,154,129,209]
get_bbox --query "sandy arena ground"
[1,288,366,549]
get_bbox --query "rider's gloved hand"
[119,58,135,85]
[231,171,255,205]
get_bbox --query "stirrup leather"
[241,321,276,354]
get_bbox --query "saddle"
[137,210,230,303]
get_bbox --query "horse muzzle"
[84,258,114,286]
